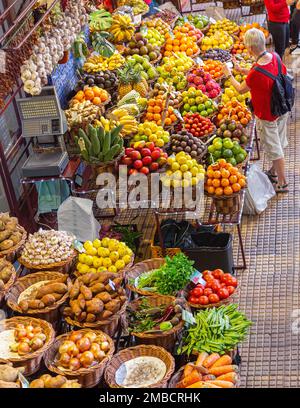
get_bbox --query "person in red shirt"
[264,0,295,58]
[223,28,289,193]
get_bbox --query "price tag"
[174,109,184,122]
[73,240,85,253]
[182,309,196,325]
[191,270,206,286]
[210,17,217,24]
[109,279,116,291]
[195,56,204,66]
[18,372,30,388]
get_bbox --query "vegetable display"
[0,213,23,252]
[30,374,81,388]
[10,323,47,356]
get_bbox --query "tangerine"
[224,186,233,196]
[212,179,221,188]
[84,89,95,101]
[232,183,241,192]
[213,170,222,179]
[215,187,224,196]
[221,178,230,187]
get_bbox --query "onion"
[59,340,75,355]
[67,343,79,357]
[83,332,97,343]
[31,337,44,351]
[69,358,81,371]
[69,332,83,344]
[77,337,91,353]
[18,342,31,355]
[59,352,71,368]
[100,341,110,352]
[79,351,94,368]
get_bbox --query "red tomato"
[189,296,198,304]
[209,294,220,304]
[218,288,229,299]
[212,269,224,279]
[227,286,235,295]
[227,276,238,288]
[196,284,205,290]
[203,288,213,296]
[199,296,209,305]
[192,287,204,297]
[220,282,227,288]
[204,274,215,282]
[211,281,221,293]
[221,273,233,284]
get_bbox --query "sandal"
[265,170,278,184]
[276,184,289,194]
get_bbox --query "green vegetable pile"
[137,253,195,296]
[181,304,252,355]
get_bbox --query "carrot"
[187,381,221,388]
[183,364,194,378]
[176,370,202,388]
[211,355,232,368]
[209,365,239,376]
[196,351,208,366]
[206,380,234,388]
[216,372,239,383]
[202,353,220,368]
[203,374,216,381]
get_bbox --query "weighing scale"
[17,86,69,178]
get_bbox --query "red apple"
[150,162,159,172]
[151,150,161,161]
[141,148,152,157]
[140,166,150,175]
[146,142,155,151]
[142,156,152,166]
[134,160,143,169]
[130,151,141,160]
[122,157,133,166]
[129,168,138,175]
[125,148,134,156]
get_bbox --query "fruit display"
[169,130,206,159]
[127,297,184,333]
[181,88,217,117]
[157,53,194,90]
[76,238,133,275]
[201,31,234,52]
[124,32,161,62]
[207,137,248,166]
[173,23,203,44]
[110,14,135,43]
[181,304,251,355]
[65,101,102,130]
[207,19,239,36]
[30,374,81,388]
[76,72,118,93]
[55,330,112,370]
[117,89,148,113]
[164,30,199,57]
[142,27,165,47]
[19,230,75,267]
[118,64,149,98]
[71,87,110,107]
[187,68,221,99]
[203,59,224,81]
[205,160,247,196]
[221,85,251,106]
[0,258,14,291]
[132,122,170,147]
[93,116,121,133]
[144,96,178,127]
[182,113,215,138]
[187,269,238,307]
[154,9,178,25]
[0,364,24,388]
[99,224,141,253]
[216,101,252,127]
[142,17,171,37]
[9,323,47,356]
[231,38,248,56]
[109,107,139,136]
[239,22,269,40]
[126,55,158,81]
[74,123,124,164]
[161,152,205,188]
[174,352,239,388]
[215,119,248,145]
[117,0,149,15]
[83,53,125,73]
[202,48,232,62]
[150,83,183,108]
[120,143,168,175]
[17,278,69,313]
[63,272,127,324]
[89,9,113,32]
[0,213,23,253]
[176,14,210,30]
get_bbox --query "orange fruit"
[215,187,224,196]
[207,186,215,194]
[212,179,221,188]
[164,118,172,126]
[148,106,154,113]
[213,171,221,179]
[170,114,177,122]
[186,48,193,56]
[218,159,227,168]
[154,105,162,113]
[153,113,161,121]
[229,175,238,184]
[92,97,102,105]
[149,99,156,106]
[92,87,102,97]
[84,89,95,101]
[173,45,180,52]
[229,167,239,175]
[74,90,85,101]
[173,39,180,46]
[232,183,241,192]
[238,178,246,188]
[221,168,230,178]
[100,93,107,102]
[207,169,215,178]
[240,118,248,126]
[165,44,173,51]
[180,44,188,52]
[224,186,233,196]
[206,179,213,186]
[221,178,230,187]
[164,51,172,57]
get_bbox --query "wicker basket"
[126,258,166,296]
[0,316,55,376]
[6,272,71,325]
[18,250,77,274]
[151,246,181,258]
[128,295,185,351]
[65,300,127,338]
[104,345,175,388]
[0,262,16,304]
[44,329,115,388]
[0,226,27,263]
[206,191,242,216]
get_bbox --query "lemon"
[117,245,127,257]
[93,239,101,249]
[180,164,189,173]
[79,264,90,274]
[110,251,119,263]
[123,255,131,265]
[186,160,193,169]
[171,162,180,172]
[83,241,93,251]
[149,134,158,143]
[101,237,110,248]
[98,247,110,257]
[108,265,117,273]
[102,258,112,268]
[93,257,103,268]
[78,253,86,263]
[76,262,84,272]
[177,156,187,165]
[97,266,107,273]
[84,255,94,266]
[115,260,125,270]
[108,240,119,252]
[85,246,97,256]
[89,268,97,274]
[156,138,164,147]
[191,166,199,177]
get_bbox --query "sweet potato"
[113,277,123,287]
[86,313,97,323]
[202,353,220,368]
[80,285,93,300]
[18,300,29,312]
[105,299,120,313]
[98,310,113,320]
[97,272,115,284]
[27,299,44,309]
[119,296,127,304]
[90,282,105,294]
[36,283,67,299]
[69,281,80,299]
[0,266,12,282]
[70,299,82,315]
[41,294,56,306]
[63,307,73,317]
[80,273,94,285]
[77,296,86,310]
[86,298,104,314]
[0,280,4,290]
[76,311,87,322]
[30,379,45,388]
[52,293,64,301]
[95,292,111,303]
[0,239,14,250]
[44,375,67,389]
[208,365,238,376]
[211,355,232,368]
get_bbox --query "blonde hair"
[244,28,266,54]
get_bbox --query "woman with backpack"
[290,0,300,54]
[223,28,291,193]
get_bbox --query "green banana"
[97,126,105,149]
[104,144,122,162]
[78,129,91,151]
[81,149,89,162]
[102,131,111,155]
[110,125,123,145]
[89,125,100,156]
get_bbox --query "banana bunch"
[83,53,125,73]
[65,101,100,129]
[110,14,135,43]
[117,0,149,15]
[89,9,113,32]
[110,108,138,136]
[94,116,120,132]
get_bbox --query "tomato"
[189,296,198,304]
[227,286,235,295]
[199,296,209,305]
[192,287,204,297]
[196,284,205,290]
[227,276,238,287]
[220,282,227,288]
[203,288,213,296]
[218,288,229,299]
[204,273,214,282]
[221,273,233,284]
[202,270,212,276]
[208,294,220,304]
[212,269,224,279]
[211,281,221,293]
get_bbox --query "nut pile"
[20,230,75,266]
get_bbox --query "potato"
[86,298,104,314]
[44,375,67,389]
[70,299,82,315]
[52,293,64,301]
[90,282,105,294]
[95,292,112,303]
[10,232,22,245]
[86,313,97,323]
[63,307,74,317]
[30,379,45,388]
[113,277,123,287]
[97,272,115,284]
[27,299,44,309]
[0,230,11,243]
[0,239,14,251]
[41,294,56,306]
[0,280,4,291]
[77,295,86,310]
[105,299,121,314]
[0,266,12,283]
[80,285,93,300]
[76,311,87,322]
[40,374,52,383]
[98,310,113,320]
[36,283,68,299]
[69,281,80,299]
[79,273,94,285]
[105,283,115,293]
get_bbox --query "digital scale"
[17,86,69,178]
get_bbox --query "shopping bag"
[57,197,101,242]
[243,164,276,215]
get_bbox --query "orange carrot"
[211,355,232,368]
[196,351,208,366]
[203,374,216,381]
[176,370,202,388]
[216,372,239,383]
[209,365,239,376]
[206,380,234,388]
[202,353,220,368]
[183,364,194,378]
[187,381,221,388]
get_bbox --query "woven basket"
[128,295,185,351]
[6,272,71,325]
[0,262,16,304]
[0,226,27,263]
[126,258,166,297]
[206,191,242,216]
[44,328,114,388]
[151,246,181,258]
[0,316,55,376]
[18,250,77,274]
[65,300,127,338]
[104,345,175,388]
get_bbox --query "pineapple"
[132,71,148,98]
[118,65,134,98]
